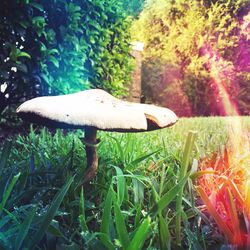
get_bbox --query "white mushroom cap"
[16,89,178,131]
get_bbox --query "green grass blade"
[112,166,125,206]
[127,217,151,250]
[79,215,88,233]
[28,176,74,249]
[2,208,19,224]
[79,187,88,232]
[150,175,189,216]
[15,206,37,250]
[0,232,9,249]
[47,223,64,237]
[100,187,113,235]
[128,150,160,170]
[180,131,197,179]
[176,131,197,245]
[113,193,130,248]
[134,203,142,228]
[185,227,203,250]
[189,170,215,180]
[196,186,234,240]
[109,136,125,163]
[0,140,12,176]
[97,233,115,250]
[158,214,170,250]
[0,172,20,215]
[100,187,114,248]
[132,178,144,204]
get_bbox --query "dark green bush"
[0,0,133,117]
[122,0,145,16]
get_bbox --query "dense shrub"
[132,0,250,116]
[0,0,133,118]
[122,0,145,16]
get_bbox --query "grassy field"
[0,116,249,249]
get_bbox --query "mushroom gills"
[144,113,161,131]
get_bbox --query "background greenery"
[0,0,133,120]
[132,0,250,116]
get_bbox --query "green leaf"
[113,193,130,248]
[40,73,50,83]
[190,170,215,180]
[150,175,189,216]
[128,150,160,169]
[9,46,17,60]
[127,217,151,250]
[32,16,45,23]
[27,176,74,249]
[100,187,113,235]
[79,187,88,232]
[180,131,197,180]
[0,173,20,215]
[97,233,115,250]
[109,136,124,163]
[47,223,64,237]
[158,214,170,250]
[112,166,125,206]
[48,49,59,55]
[134,203,142,228]
[132,179,144,204]
[49,56,59,68]
[15,206,37,250]
[176,131,197,245]
[185,227,203,250]
[17,51,31,59]
[30,2,44,11]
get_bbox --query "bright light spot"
[3,57,10,63]
[11,67,17,72]
[1,83,7,93]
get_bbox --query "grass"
[0,116,249,249]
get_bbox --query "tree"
[122,0,145,17]
[0,0,133,120]
[132,0,250,116]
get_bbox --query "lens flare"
[196,11,250,247]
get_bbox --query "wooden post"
[128,41,144,103]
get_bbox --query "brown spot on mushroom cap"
[16,89,178,131]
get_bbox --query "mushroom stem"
[83,127,98,182]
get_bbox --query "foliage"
[121,0,145,17]
[0,117,249,249]
[196,147,250,247]
[0,0,133,117]
[132,0,250,116]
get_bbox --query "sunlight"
[196,11,250,247]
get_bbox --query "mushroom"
[16,89,178,182]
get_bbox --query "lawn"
[0,116,249,249]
